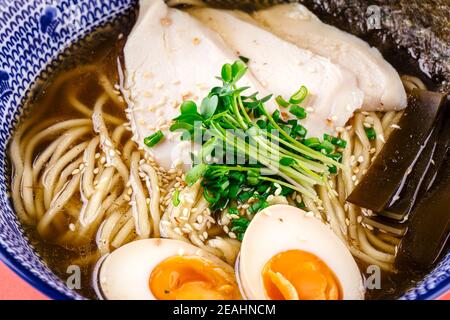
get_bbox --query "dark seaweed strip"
[347,90,446,213]
[396,156,450,269]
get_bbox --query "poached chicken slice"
[252,3,407,111]
[188,8,364,138]
[123,0,272,170]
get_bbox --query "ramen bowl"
[0,0,448,300]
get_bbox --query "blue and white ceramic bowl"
[0,0,448,300]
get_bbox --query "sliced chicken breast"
[123,0,271,170]
[188,8,364,137]
[252,3,407,111]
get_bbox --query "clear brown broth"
[12,9,432,301]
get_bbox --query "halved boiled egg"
[96,239,241,300]
[237,205,365,300]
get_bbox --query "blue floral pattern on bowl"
[0,0,448,300]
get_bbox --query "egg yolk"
[262,250,342,300]
[149,256,241,300]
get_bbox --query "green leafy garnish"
[290,105,307,119]
[144,130,164,148]
[365,127,376,140]
[289,86,308,104]
[169,61,346,225]
[231,217,251,241]
[172,189,180,207]
[275,95,290,108]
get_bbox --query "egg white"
[238,204,365,300]
[97,238,234,300]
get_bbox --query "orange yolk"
[262,250,342,300]
[149,256,241,300]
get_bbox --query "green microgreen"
[167,61,347,240]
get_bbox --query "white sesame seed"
[305,211,314,218]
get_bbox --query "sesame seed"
[305,211,314,218]
[193,223,201,230]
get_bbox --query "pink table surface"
[0,261,448,300]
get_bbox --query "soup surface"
[9,2,442,300]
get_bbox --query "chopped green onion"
[144,130,164,148]
[303,137,321,148]
[292,124,307,138]
[275,95,290,108]
[323,134,333,142]
[231,217,250,241]
[256,119,267,129]
[327,153,343,162]
[237,191,252,203]
[248,200,269,215]
[332,137,347,148]
[272,109,281,122]
[329,165,338,174]
[229,207,239,216]
[172,189,180,207]
[289,105,307,119]
[365,127,376,140]
[289,86,308,104]
[324,134,347,148]
[318,140,335,154]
